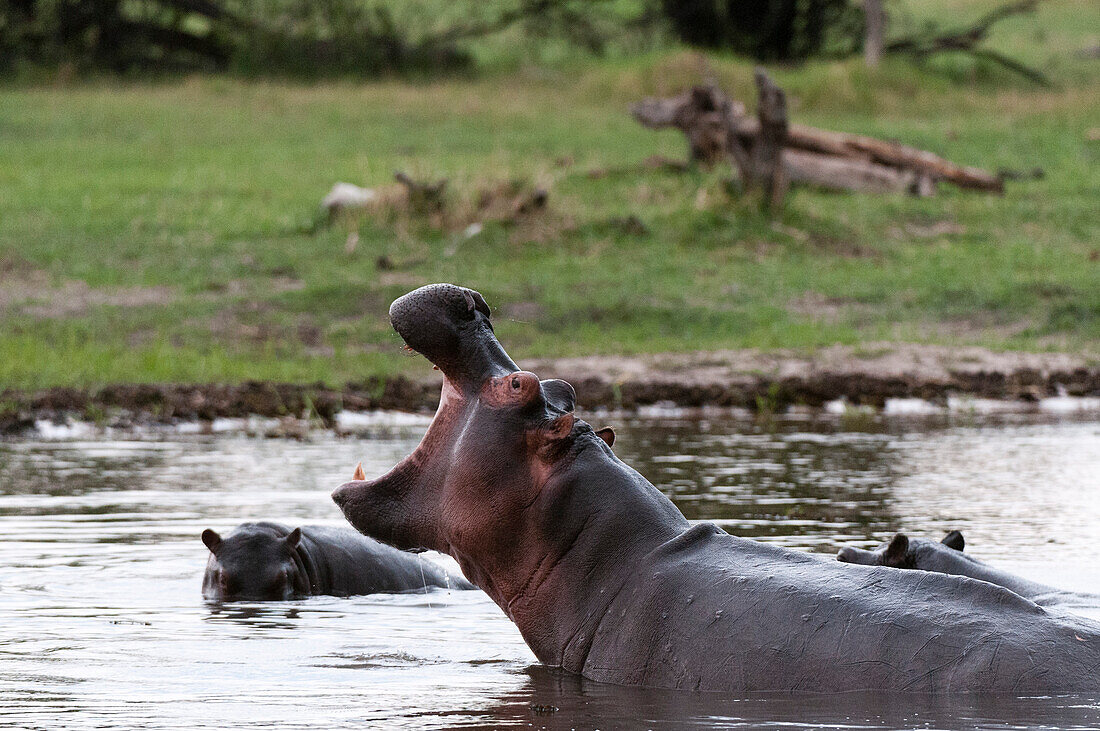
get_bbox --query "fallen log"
[632,86,745,166]
[784,150,932,195]
[632,77,1004,196]
[734,120,1003,192]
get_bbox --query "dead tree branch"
[885,0,1051,86]
[753,69,789,210]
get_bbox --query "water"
[2,411,1099,730]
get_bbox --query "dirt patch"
[786,293,874,323]
[501,300,547,323]
[3,344,1098,434]
[892,315,1037,342]
[201,277,305,297]
[525,343,1100,409]
[0,270,176,319]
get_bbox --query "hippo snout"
[387,283,517,389]
[331,480,361,512]
[389,284,489,356]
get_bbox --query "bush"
[659,0,863,61]
[0,0,470,76]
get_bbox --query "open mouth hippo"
[333,283,1100,693]
[838,531,1100,608]
[201,521,473,601]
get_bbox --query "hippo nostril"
[512,376,521,389]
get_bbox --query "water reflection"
[1,412,1099,729]
[618,418,899,549]
[204,604,303,630]
[469,666,1100,730]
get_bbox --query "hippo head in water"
[837,530,966,571]
[332,284,630,626]
[201,523,308,601]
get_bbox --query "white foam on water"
[883,398,941,415]
[948,396,1030,413]
[33,418,97,440]
[335,410,433,431]
[1039,396,1100,413]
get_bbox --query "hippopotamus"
[201,521,473,601]
[838,530,1100,608]
[331,283,1100,693]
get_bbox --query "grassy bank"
[1,1,1097,390]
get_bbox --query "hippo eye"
[511,377,521,390]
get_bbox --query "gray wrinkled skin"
[582,525,1100,692]
[333,283,1100,693]
[838,531,1100,609]
[201,522,473,601]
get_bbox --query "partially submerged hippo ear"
[353,462,366,481]
[595,427,615,447]
[882,533,910,567]
[941,530,965,551]
[286,527,302,549]
[201,529,221,553]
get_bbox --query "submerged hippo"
[201,521,473,601]
[332,283,1100,693]
[838,530,1100,608]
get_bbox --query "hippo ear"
[201,529,221,553]
[463,289,491,319]
[941,530,965,551]
[595,427,615,448]
[882,533,909,567]
[286,528,301,549]
[544,412,575,441]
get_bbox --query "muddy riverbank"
[3,344,1099,433]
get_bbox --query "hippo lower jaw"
[332,374,468,552]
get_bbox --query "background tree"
[659,0,864,61]
[863,0,884,67]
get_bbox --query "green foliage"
[0,0,660,77]
[224,0,471,77]
[0,0,233,74]
[0,2,1096,389]
[0,0,473,76]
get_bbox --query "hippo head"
[837,530,966,570]
[201,523,308,601]
[332,284,615,604]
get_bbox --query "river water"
[2,410,1099,730]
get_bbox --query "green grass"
[1,0,1097,389]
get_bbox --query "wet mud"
[3,344,1098,433]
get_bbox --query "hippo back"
[295,525,470,596]
[581,525,1100,693]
